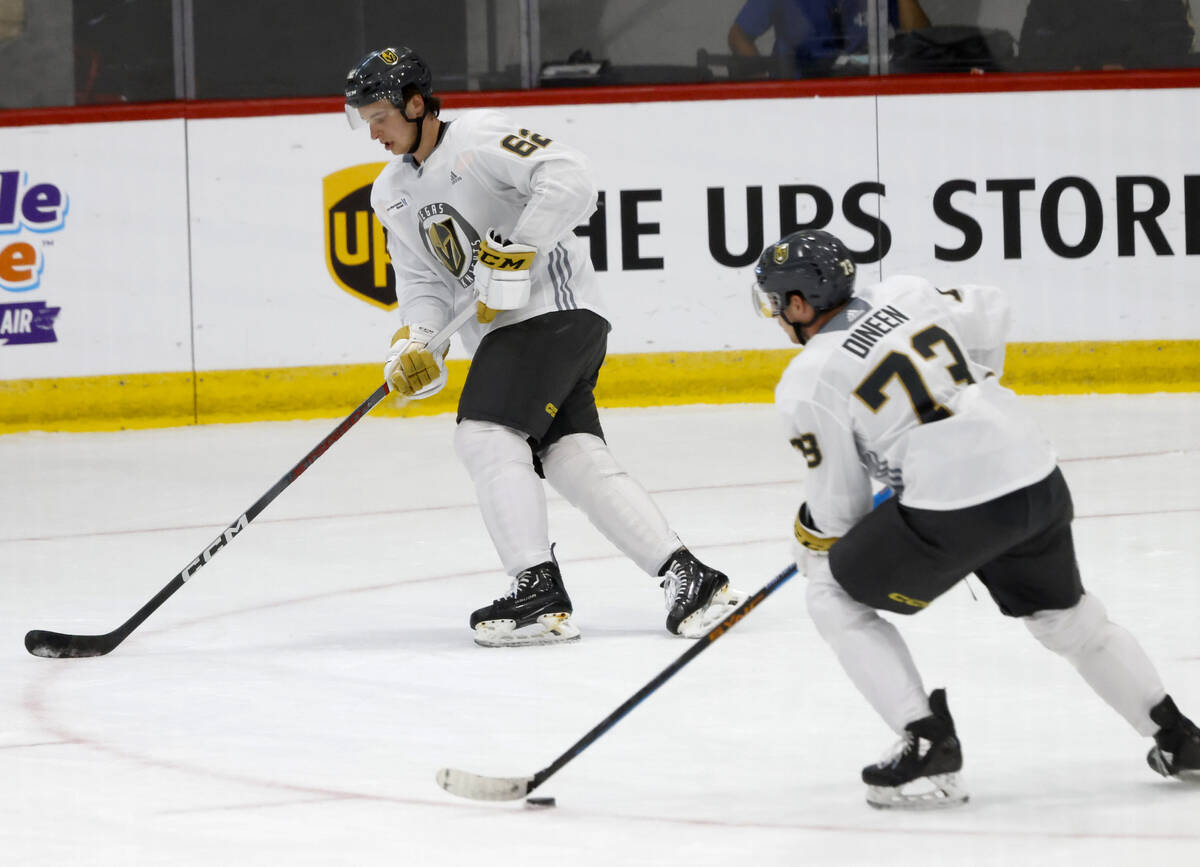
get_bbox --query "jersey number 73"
[854,325,975,424]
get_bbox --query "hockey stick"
[436,561,800,801]
[25,305,475,659]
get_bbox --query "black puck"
[525,796,556,808]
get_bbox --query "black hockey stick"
[25,306,474,659]
[436,561,800,801]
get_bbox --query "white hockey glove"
[383,324,449,399]
[472,229,535,323]
[792,504,836,583]
[793,502,840,552]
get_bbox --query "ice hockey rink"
[3,394,1198,865]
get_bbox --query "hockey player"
[343,46,743,647]
[752,229,1200,808]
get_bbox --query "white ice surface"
[3,395,1198,865]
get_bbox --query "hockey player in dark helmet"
[756,228,1200,808]
[751,229,856,345]
[344,46,440,156]
[341,45,745,647]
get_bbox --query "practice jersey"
[370,109,606,355]
[775,275,1057,536]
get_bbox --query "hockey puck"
[525,796,556,808]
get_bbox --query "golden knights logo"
[427,218,466,275]
[415,202,481,287]
[323,163,395,309]
[773,243,789,264]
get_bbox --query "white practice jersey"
[370,109,606,355]
[776,275,1057,536]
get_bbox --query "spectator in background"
[0,0,25,43]
[728,0,930,76]
[1019,0,1195,71]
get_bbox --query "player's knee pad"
[453,419,532,481]
[540,432,676,574]
[541,433,620,494]
[1024,593,1107,657]
[805,570,882,643]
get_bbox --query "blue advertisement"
[1,169,67,346]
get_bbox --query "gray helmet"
[344,46,432,128]
[752,230,856,318]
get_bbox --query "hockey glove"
[472,229,535,323]
[793,502,840,552]
[793,503,838,583]
[384,324,449,399]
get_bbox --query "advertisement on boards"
[3,85,1197,383]
[0,168,64,346]
[0,120,193,381]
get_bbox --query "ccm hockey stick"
[437,561,800,801]
[25,305,475,659]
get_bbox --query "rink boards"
[2,80,1198,431]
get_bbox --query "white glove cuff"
[478,273,531,311]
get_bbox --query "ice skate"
[660,548,746,638]
[470,560,580,648]
[862,688,969,810]
[1146,695,1200,782]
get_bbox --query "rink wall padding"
[2,339,1196,434]
[3,73,1199,434]
[1001,340,1200,396]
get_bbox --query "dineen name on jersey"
[841,305,910,358]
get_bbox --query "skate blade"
[473,612,581,648]
[675,585,750,639]
[866,773,969,810]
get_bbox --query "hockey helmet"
[751,230,856,318]
[344,46,433,129]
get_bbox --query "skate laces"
[875,731,916,768]
[496,573,533,604]
[661,561,692,610]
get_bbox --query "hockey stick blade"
[436,768,533,801]
[26,629,122,659]
[436,562,799,802]
[24,306,475,659]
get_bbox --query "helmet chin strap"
[404,110,426,155]
[395,97,429,155]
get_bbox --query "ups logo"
[323,163,396,309]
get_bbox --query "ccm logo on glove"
[477,242,534,271]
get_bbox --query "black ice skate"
[470,559,580,648]
[862,688,969,810]
[659,547,745,637]
[1146,695,1200,782]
